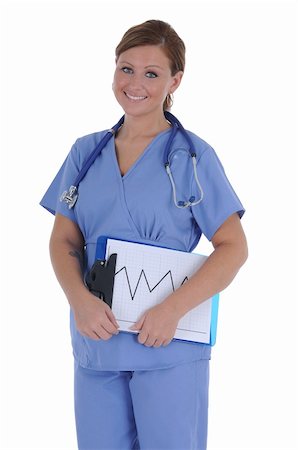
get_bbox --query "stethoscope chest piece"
[60,185,78,209]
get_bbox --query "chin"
[120,105,151,118]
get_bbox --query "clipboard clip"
[85,253,117,308]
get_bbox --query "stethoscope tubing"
[60,112,204,209]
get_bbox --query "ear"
[169,71,183,94]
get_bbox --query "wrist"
[65,284,90,309]
[162,295,186,320]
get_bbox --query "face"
[112,45,183,118]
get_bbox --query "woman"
[41,19,247,450]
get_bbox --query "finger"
[130,314,146,330]
[83,330,101,341]
[138,331,149,345]
[103,314,120,335]
[92,331,102,340]
[153,340,163,348]
[94,327,114,341]
[105,308,120,330]
[143,336,158,347]
[162,339,172,347]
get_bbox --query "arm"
[49,213,119,340]
[130,213,248,347]
[163,212,248,316]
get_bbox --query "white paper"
[105,239,212,344]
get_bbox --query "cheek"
[113,72,127,89]
[149,81,170,98]
[112,74,120,94]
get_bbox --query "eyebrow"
[119,60,164,70]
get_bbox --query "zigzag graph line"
[115,266,188,301]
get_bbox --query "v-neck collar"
[111,128,172,181]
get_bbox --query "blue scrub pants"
[74,359,209,450]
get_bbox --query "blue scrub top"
[40,123,245,371]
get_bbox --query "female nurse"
[40,19,248,450]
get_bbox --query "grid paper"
[106,239,212,344]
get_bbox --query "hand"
[72,291,120,341]
[129,302,181,348]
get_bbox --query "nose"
[127,73,145,92]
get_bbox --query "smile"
[124,92,147,101]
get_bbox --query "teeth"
[125,92,147,100]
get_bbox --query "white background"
[1,0,297,449]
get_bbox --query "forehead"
[117,45,171,68]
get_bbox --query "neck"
[117,111,171,139]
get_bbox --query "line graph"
[105,238,214,343]
[114,265,189,301]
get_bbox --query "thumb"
[129,314,145,331]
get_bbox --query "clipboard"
[86,235,219,346]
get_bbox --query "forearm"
[163,241,247,318]
[49,236,88,308]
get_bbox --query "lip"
[124,91,148,101]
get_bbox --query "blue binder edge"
[95,235,219,346]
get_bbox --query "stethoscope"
[60,111,204,209]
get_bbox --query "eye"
[121,67,133,74]
[145,71,158,78]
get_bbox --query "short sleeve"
[39,140,81,223]
[190,147,245,241]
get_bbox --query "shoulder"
[175,128,215,160]
[69,129,109,166]
[75,129,108,150]
[186,130,214,155]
